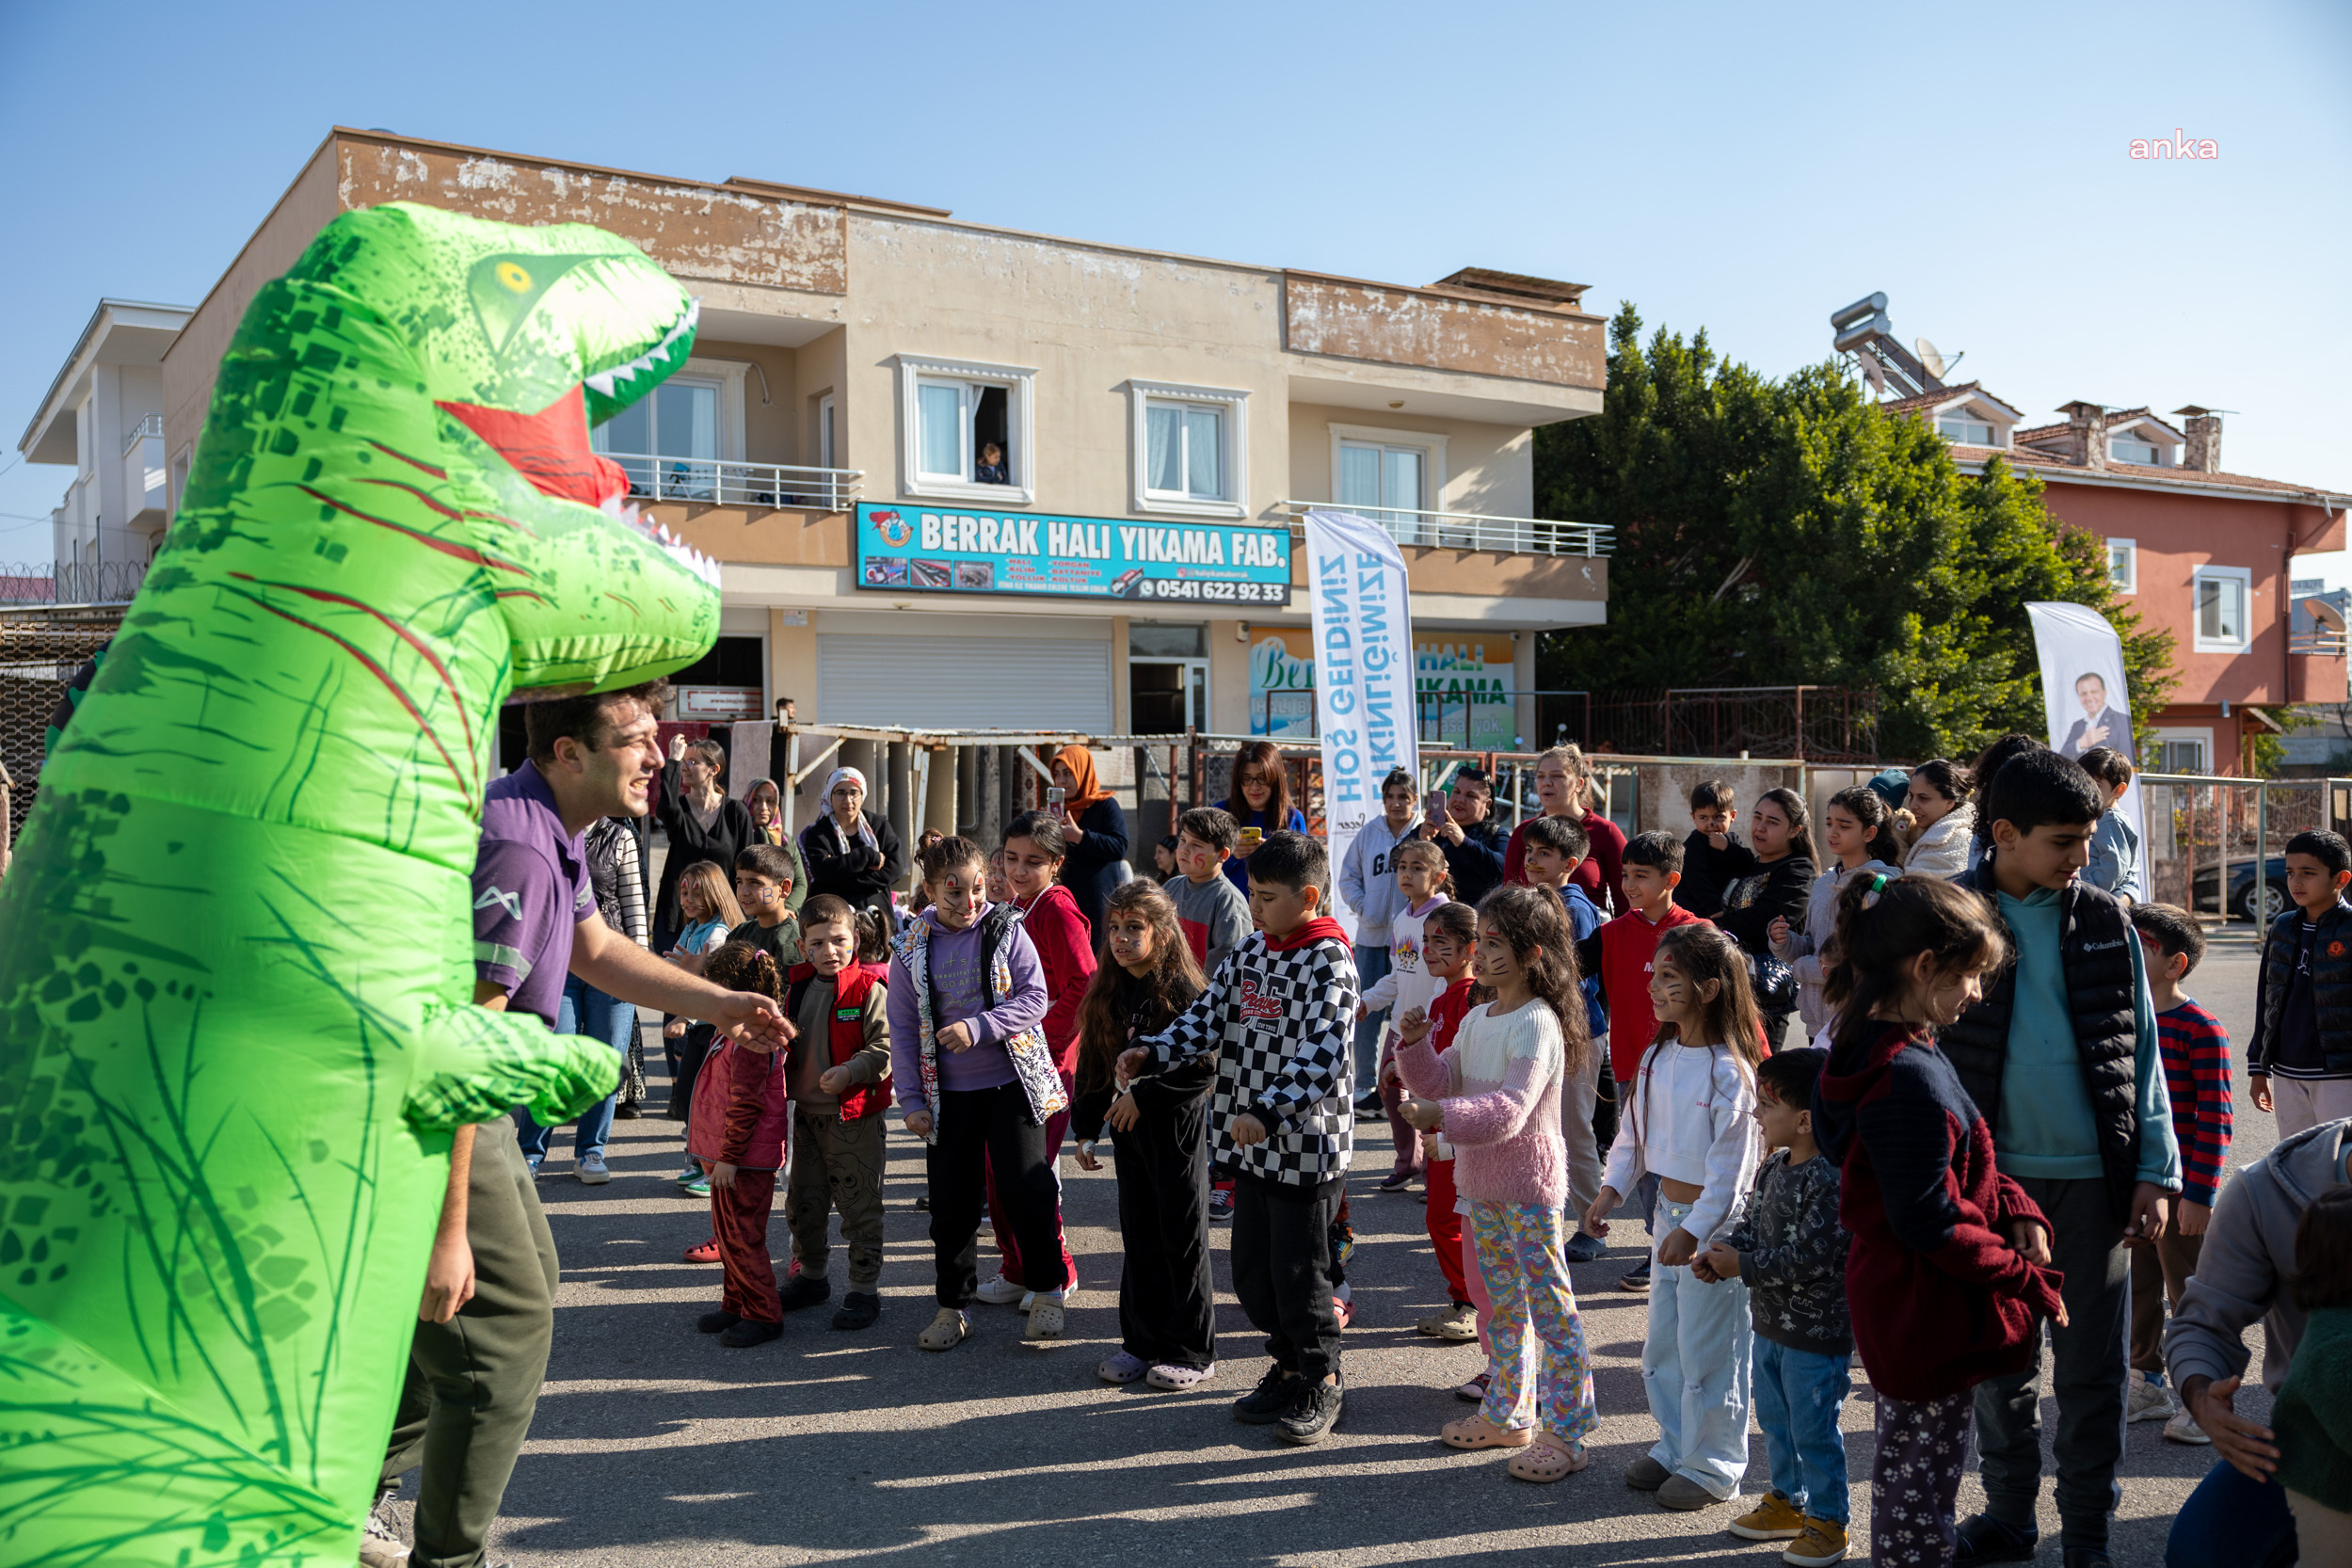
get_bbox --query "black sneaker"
[1233,1367,1296,1424]
[831,1290,881,1331]
[1617,1263,1652,1292]
[696,1309,741,1334]
[1352,1090,1386,1119]
[718,1316,783,1347]
[615,1102,643,1120]
[1276,1377,1343,1445]
[777,1274,832,1313]
[1953,1514,2040,1563]
[1208,1187,1235,1222]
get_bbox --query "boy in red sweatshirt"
[1574,830,1710,1291]
[979,809,1098,1312]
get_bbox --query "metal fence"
[2138,774,2352,923]
[0,621,115,852]
[0,560,151,606]
[1280,502,1611,558]
[600,454,862,511]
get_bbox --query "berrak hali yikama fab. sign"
[856,502,1292,605]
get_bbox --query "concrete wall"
[1284,272,1606,390]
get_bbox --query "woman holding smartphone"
[1048,744,1128,937]
[1216,739,1307,899]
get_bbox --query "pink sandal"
[1442,1416,1533,1450]
[1507,1432,1590,1482]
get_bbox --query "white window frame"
[894,354,1037,506]
[2152,728,2213,774]
[2106,537,2136,594]
[817,392,838,470]
[2109,435,2165,467]
[1329,423,1450,542]
[589,355,749,460]
[1127,380,1249,519]
[1937,415,1997,447]
[2193,565,2252,653]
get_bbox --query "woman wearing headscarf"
[653,734,756,952]
[797,765,906,921]
[1049,744,1128,936]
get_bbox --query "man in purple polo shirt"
[372,680,790,1568]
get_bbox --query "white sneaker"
[360,1498,409,1568]
[576,1152,611,1185]
[2164,1408,2213,1445]
[971,1273,1025,1306]
[2126,1370,2177,1423]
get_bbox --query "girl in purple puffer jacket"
[1396,885,1600,1484]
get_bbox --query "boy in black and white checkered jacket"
[1122,830,1359,1446]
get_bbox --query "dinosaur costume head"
[0,204,716,1564]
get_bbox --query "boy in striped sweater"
[2127,902,2233,1445]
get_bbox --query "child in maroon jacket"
[690,942,795,1347]
[1812,872,2067,1568]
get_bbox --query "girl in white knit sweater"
[1587,923,1764,1512]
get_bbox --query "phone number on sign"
[1134,579,1288,602]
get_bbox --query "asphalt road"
[405,929,2273,1566]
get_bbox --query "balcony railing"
[600,453,862,512]
[1280,501,1611,557]
[0,559,152,606]
[120,412,164,455]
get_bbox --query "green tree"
[1535,304,2178,760]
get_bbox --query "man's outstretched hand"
[712,990,793,1053]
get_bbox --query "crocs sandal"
[681,1238,721,1263]
[1098,1351,1148,1384]
[1508,1433,1590,1483]
[1441,1416,1533,1450]
[1145,1361,1217,1390]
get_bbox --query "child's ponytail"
[702,939,782,1002]
[1821,872,2008,1065]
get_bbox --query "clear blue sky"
[5,0,2347,569]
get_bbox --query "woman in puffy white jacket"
[1899,759,1976,880]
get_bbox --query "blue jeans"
[1641,1196,1753,1497]
[1352,939,1392,1096]
[1753,1337,1852,1525]
[512,974,633,1161]
[2168,1459,2296,1568]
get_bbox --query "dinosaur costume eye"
[497,262,532,293]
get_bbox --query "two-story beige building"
[156,128,1610,744]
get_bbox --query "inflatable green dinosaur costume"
[0,202,721,1565]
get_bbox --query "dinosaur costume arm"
[403,1000,620,1130]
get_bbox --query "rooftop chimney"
[2175,406,2224,473]
[2056,400,2108,469]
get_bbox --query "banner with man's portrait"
[2026,600,2146,842]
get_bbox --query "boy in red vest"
[1574,830,1710,1292]
[780,894,894,1330]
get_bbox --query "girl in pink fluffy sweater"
[1396,884,1600,1483]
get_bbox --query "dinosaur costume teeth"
[0,203,719,1565]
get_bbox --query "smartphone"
[1427,789,1448,818]
[1048,786,1065,815]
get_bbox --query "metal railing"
[0,560,151,606]
[120,412,164,456]
[1281,501,1611,557]
[600,453,861,511]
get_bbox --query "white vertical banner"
[1304,508,1417,936]
[2025,600,2146,845]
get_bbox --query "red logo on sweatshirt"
[2332,941,2346,958]
[1240,978,1285,1021]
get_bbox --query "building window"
[2193,566,2251,652]
[1331,424,1450,546]
[1938,415,1996,446]
[2107,537,2136,594]
[2110,435,2164,466]
[894,355,1036,505]
[1127,381,1249,518]
[2154,731,2211,774]
[818,392,838,470]
[1128,621,1208,732]
[589,357,747,500]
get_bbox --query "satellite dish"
[1915,337,1947,379]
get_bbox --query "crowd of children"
[592,728,2352,1568]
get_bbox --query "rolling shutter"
[817,634,1112,733]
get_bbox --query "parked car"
[2189,856,2288,923]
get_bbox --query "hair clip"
[1862,872,1890,909]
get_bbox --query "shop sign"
[855,503,1291,606]
[1250,631,1516,748]
[677,686,765,721]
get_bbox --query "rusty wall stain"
[1284,275,1605,389]
[335,141,847,294]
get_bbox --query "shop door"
[816,634,1112,732]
